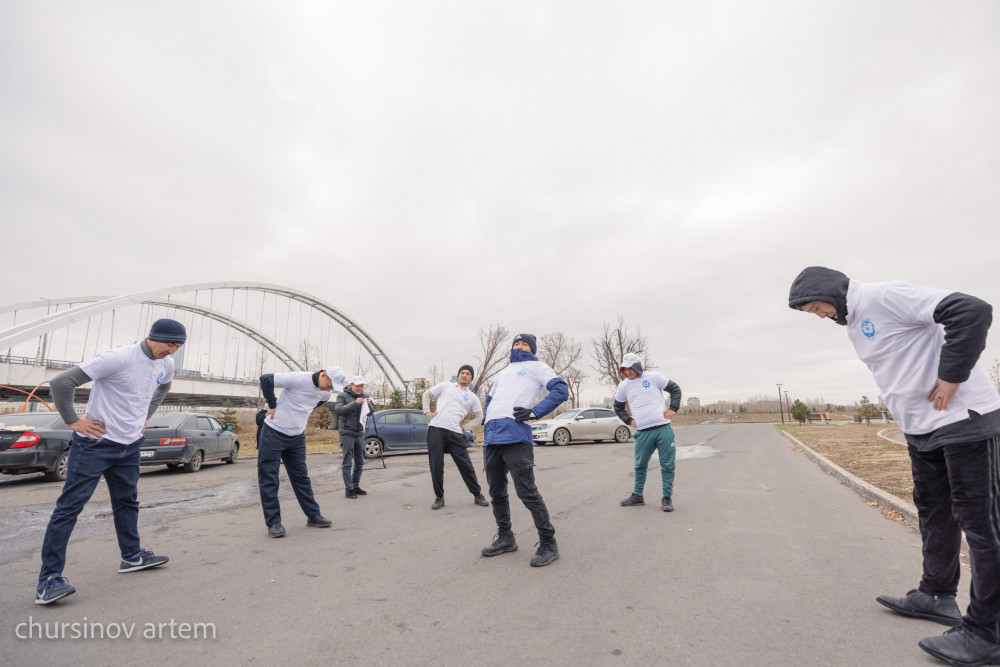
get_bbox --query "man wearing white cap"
[258,365,345,537]
[335,375,372,499]
[613,353,682,512]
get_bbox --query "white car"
[531,408,634,446]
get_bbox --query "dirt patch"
[778,423,914,505]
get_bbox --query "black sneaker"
[661,496,674,512]
[35,576,76,605]
[307,515,332,528]
[118,549,169,573]
[354,488,367,496]
[919,626,1000,666]
[268,522,286,538]
[432,497,445,510]
[345,490,358,499]
[876,589,962,627]
[474,494,489,507]
[481,532,518,557]
[621,493,644,507]
[530,540,560,567]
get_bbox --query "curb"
[777,427,919,526]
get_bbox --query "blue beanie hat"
[512,333,537,354]
[148,318,187,344]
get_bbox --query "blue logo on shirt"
[517,369,527,376]
[463,394,470,401]
[642,380,651,388]
[156,372,165,385]
[861,319,876,339]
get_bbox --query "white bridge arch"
[0,282,406,392]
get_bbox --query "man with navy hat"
[258,365,345,537]
[36,318,186,604]
[613,353,682,512]
[423,364,488,510]
[480,334,569,567]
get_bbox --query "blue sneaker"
[118,549,169,573]
[35,576,76,605]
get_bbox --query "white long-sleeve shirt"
[423,382,483,434]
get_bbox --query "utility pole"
[777,383,785,424]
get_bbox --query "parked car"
[531,408,634,446]
[0,412,72,482]
[363,409,475,458]
[140,413,240,473]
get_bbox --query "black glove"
[512,406,535,422]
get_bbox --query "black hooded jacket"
[788,266,850,325]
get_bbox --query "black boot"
[530,539,559,567]
[876,589,962,627]
[481,531,518,557]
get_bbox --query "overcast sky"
[2,1,999,407]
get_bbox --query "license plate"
[140,451,155,458]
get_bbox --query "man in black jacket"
[335,376,372,499]
[789,266,1000,667]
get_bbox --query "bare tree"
[590,316,653,390]
[473,323,510,396]
[990,358,1000,395]
[537,332,585,407]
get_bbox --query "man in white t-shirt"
[36,319,185,605]
[479,334,569,567]
[422,364,488,510]
[790,266,1000,667]
[258,366,345,538]
[613,353,682,512]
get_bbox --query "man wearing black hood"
[789,266,1000,667]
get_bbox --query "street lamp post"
[777,383,785,424]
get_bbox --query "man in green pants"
[613,353,682,512]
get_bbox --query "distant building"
[687,397,701,408]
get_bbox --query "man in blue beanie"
[480,333,569,567]
[36,318,186,604]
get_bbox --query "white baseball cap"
[619,353,644,373]
[325,366,347,392]
[351,375,366,386]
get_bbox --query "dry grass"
[778,423,914,504]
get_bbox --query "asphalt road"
[0,423,956,666]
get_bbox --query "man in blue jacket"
[480,334,569,567]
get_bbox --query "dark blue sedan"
[363,409,475,458]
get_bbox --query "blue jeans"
[340,433,364,490]
[910,438,1000,644]
[39,433,143,580]
[633,424,676,497]
[257,424,321,527]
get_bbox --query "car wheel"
[183,450,204,473]
[44,451,69,482]
[225,442,239,464]
[364,437,383,459]
[614,426,631,443]
[553,428,571,446]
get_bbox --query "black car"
[140,413,240,473]
[363,409,475,459]
[0,412,73,482]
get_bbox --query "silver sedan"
[531,408,634,446]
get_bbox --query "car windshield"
[554,410,580,420]
[0,413,64,429]
[145,414,189,429]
